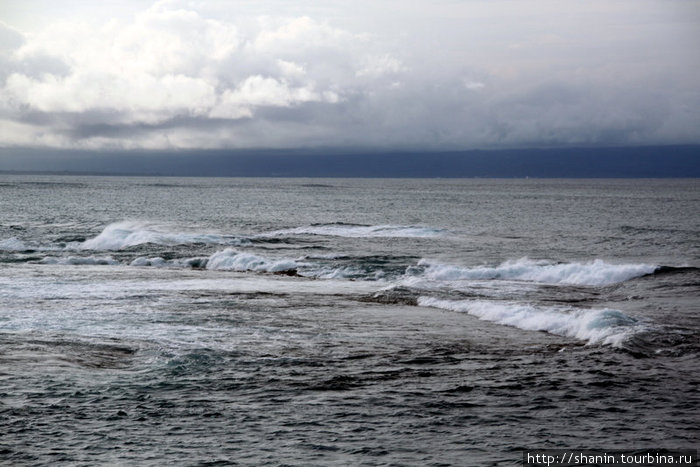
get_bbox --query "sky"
[0,0,699,153]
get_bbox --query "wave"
[39,255,120,265]
[79,221,247,250]
[36,250,313,275]
[60,248,381,280]
[308,265,388,281]
[413,258,658,286]
[260,223,444,239]
[19,220,444,253]
[205,249,306,274]
[417,297,639,346]
[204,249,389,280]
[0,237,29,251]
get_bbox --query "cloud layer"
[1,0,699,150]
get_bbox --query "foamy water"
[78,220,246,250]
[417,297,640,346]
[260,223,445,238]
[414,257,658,286]
[1,176,697,465]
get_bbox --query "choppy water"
[1,176,698,466]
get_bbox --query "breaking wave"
[203,249,392,280]
[39,256,120,266]
[75,221,442,251]
[260,223,444,239]
[0,237,29,251]
[79,221,246,250]
[47,248,379,280]
[413,258,657,286]
[205,249,306,274]
[418,297,640,346]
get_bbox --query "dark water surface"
[1,176,698,465]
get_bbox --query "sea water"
[0,176,698,465]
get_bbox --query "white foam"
[206,248,304,273]
[44,247,377,280]
[260,224,444,238]
[79,221,245,250]
[0,237,28,251]
[39,256,120,266]
[418,297,639,346]
[416,258,656,286]
[204,249,385,279]
[307,265,387,281]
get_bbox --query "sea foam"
[80,221,245,250]
[417,297,639,346]
[39,256,120,266]
[415,258,657,286]
[205,249,305,273]
[122,250,372,279]
[0,237,28,251]
[260,223,444,238]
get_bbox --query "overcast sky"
[1,0,699,152]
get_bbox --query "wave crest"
[206,249,305,273]
[0,237,28,251]
[418,297,639,346]
[414,258,657,286]
[39,256,119,265]
[80,221,246,250]
[260,223,444,239]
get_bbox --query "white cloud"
[356,54,405,78]
[221,75,320,107]
[0,0,698,150]
[0,21,24,53]
[0,1,390,140]
[276,59,306,78]
[4,71,217,123]
[464,80,486,91]
[252,16,356,53]
[209,75,335,119]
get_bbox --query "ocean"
[0,176,698,466]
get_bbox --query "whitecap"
[79,221,246,250]
[418,297,639,346]
[414,258,657,286]
[39,256,120,266]
[205,249,304,273]
[0,237,28,251]
[260,223,444,239]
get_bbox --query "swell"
[9,249,692,288]
[410,258,660,286]
[9,221,443,252]
[258,223,445,239]
[417,297,640,346]
[8,220,693,289]
[30,249,403,281]
[0,237,27,251]
[78,221,248,250]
